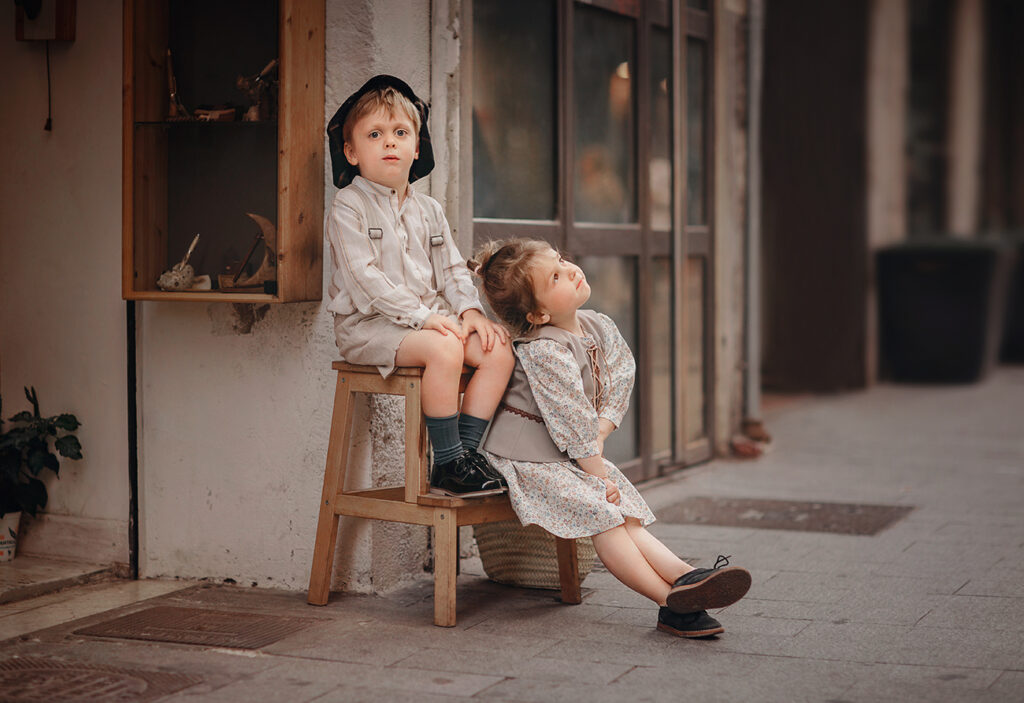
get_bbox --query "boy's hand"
[603,478,621,505]
[460,309,508,351]
[424,314,465,341]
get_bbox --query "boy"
[325,75,514,496]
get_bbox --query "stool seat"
[308,362,583,626]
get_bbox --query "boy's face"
[343,107,419,192]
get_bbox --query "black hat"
[327,75,434,189]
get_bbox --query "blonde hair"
[342,86,421,145]
[468,239,553,336]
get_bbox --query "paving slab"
[0,556,111,605]
[1,369,1022,701]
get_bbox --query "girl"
[469,239,751,638]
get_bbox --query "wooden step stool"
[307,362,584,626]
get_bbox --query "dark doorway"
[760,0,869,392]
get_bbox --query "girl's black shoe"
[428,452,505,497]
[656,607,724,638]
[665,555,752,614]
[464,448,508,488]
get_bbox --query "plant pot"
[0,512,21,562]
[876,239,1013,383]
[473,520,597,590]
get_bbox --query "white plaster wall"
[0,0,129,563]
[139,0,435,591]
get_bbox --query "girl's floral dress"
[483,313,656,539]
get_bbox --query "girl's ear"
[343,142,358,166]
[526,311,549,326]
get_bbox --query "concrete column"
[713,0,749,453]
[866,0,908,382]
[946,0,985,237]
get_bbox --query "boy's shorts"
[334,309,460,378]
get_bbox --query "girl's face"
[527,248,591,328]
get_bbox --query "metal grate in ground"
[73,606,315,649]
[0,656,202,702]
[658,497,913,535]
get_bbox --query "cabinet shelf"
[133,120,278,128]
[122,0,324,303]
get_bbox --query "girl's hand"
[460,309,508,351]
[424,314,465,341]
[603,478,621,505]
[596,418,615,457]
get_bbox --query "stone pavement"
[1,367,1022,702]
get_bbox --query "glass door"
[471,0,715,480]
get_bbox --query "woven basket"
[473,520,597,590]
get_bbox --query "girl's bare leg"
[623,518,693,584]
[395,329,464,417]
[591,524,672,606]
[460,332,515,419]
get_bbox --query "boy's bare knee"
[490,340,516,372]
[431,332,464,369]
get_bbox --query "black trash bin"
[1000,237,1024,362]
[876,239,1010,383]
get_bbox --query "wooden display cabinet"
[122,0,324,302]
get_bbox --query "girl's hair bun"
[466,240,504,278]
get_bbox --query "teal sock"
[425,412,462,464]
[458,414,490,451]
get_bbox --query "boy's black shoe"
[665,555,752,614]
[656,607,724,638]
[429,452,505,497]
[464,448,508,488]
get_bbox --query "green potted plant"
[0,387,82,561]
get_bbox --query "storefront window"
[573,5,636,224]
[473,0,557,220]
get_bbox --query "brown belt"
[499,402,544,424]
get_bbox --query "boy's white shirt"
[326,175,482,328]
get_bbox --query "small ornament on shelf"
[157,233,211,291]
[218,213,278,292]
[237,58,279,122]
[166,49,191,121]
[194,106,237,122]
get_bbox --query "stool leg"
[404,378,429,502]
[308,375,355,605]
[555,537,583,605]
[432,508,458,626]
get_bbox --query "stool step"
[416,491,511,508]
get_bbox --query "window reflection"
[473,0,556,220]
[574,6,636,224]
[575,255,638,464]
[652,257,673,454]
[685,257,706,442]
[650,26,672,231]
[686,38,707,226]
